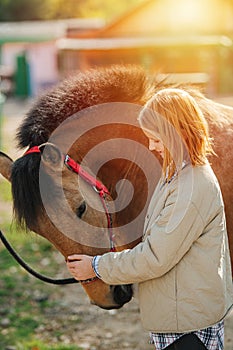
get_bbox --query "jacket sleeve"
[98,185,205,285]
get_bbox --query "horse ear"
[0,151,13,182]
[40,143,63,170]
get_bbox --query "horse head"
[0,65,160,309]
[0,141,142,308]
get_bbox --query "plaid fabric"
[150,320,224,349]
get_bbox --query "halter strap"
[1,146,116,286]
[64,155,115,252]
[64,155,109,196]
[24,146,41,155]
[24,145,116,252]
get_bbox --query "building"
[0,18,104,97]
[57,0,233,96]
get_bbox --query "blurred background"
[0,0,233,99]
[0,1,233,350]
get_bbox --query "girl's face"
[143,130,165,158]
[148,138,164,158]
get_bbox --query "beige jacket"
[98,164,233,332]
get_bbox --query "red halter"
[64,155,109,196]
[24,145,41,155]
[24,145,116,253]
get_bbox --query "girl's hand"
[66,254,96,281]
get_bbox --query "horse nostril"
[112,284,133,306]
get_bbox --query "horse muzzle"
[111,284,133,307]
[90,284,133,310]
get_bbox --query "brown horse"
[0,65,232,310]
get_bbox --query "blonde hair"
[138,88,214,181]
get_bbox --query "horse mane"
[16,65,153,148]
[12,65,153,229]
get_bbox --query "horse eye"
[76,201,86,218]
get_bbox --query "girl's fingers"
[67,254,83,261]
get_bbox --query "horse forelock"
[11,153,43,230]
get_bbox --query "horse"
[0,65,232,310]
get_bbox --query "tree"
[41,0,145,21]
[0,0,145,22]
[0,0,46,21]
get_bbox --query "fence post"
[15,52,30,98]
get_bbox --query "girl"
[67,88,233,349]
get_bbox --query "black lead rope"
[0,230,78,285]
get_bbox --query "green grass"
[0,179,12,202]
[16,341,82,350]
[0,228,83,350]
[0,180,83,350]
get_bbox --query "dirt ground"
[1,96,233,349]
[43,271,233,350]
[44,280,153,350]
[57,284,233,350]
